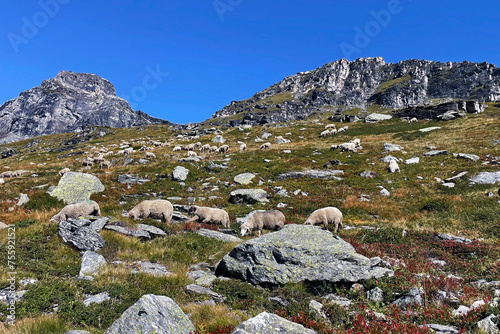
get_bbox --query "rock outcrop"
[48,172,104,204]
[211,58,499,126]
[215,224,393,286]
[232,312,316,334]
[0,71,171,144]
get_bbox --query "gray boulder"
[104,294,195,334]
[48,172,104,204]
[477,315,499,334]
[232,312,316,334]
[67,331,91,334]
[216,225,393,286]
[197,229,243,243]
[229,189,270,204]
[392,287,423,308]
[186,284,225,302]
[380,155,401,163]
[79,251,106,276]
[470,171,500,185]
[117,174,150,185]
[84,292,110,306]
[234,173,256,185]
[435,233,472,244]
[367,287,384,302]
[172,166,190,181]
[419,127,442,133]
[276,170,344,181]
[365,113,392,123]
[423,150,448,157]
[383,143,404,152]
[438,110,466,121]
[426,324,459,334]
[59,218,105,251]
[453,153,480,162]
[133,261,172,277]
[405,157,420,165]
[212,135,226,143]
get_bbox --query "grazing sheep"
[99,159,111,169]
[82,158,94,167]
[337,127,345,133]
[145,152,156,159]
[187,151,198,157]
[194,142,202,149]
[50,200,101,222]
[325,124,336,130]
[388,159,400,173]
[304,207,343,233]
[123,147,134,154]
[408,117,418,123]
[330,144,339,151]
[200,144,211,152]
[208,145,218,153]
[341,125,349,131]
[320,130,331,137]
[59,168,70,176]
[332,143,357,153]
[349,138,361,148]
[173,146,182,152]
[128,199,174,223]
[217,145,229,154]
[240,210,286,236]
[188,206,230,228]
[239,143,247,152]
[184,143,196,151]
[260,142,271,150]
[116,150,125,155]
[329,128,338,134]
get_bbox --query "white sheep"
[260,142,271,150]
[239,143,247,152]
[388,159,400,173]
[187,151,198,157]
[329,128,338,134]
[240,210,286,236]
[173,146,182,152]
[145,152,156,159]
[99,159,111,169]
[408,117,418,123]
[304,207,343,233]
[330,144,339,151]
[82,158,94,166]
[332,143,357,153]
[349,138,361,148]
[194,142,202,149]
[337,127,346,133]
[184,143,196,151]
[217,145,229,154]
[123,147,134,155]
[50,200,101,222]
[0,178,4,185]
[320,130,331,137]
[59,168,70,176]
[325,124,336,130]
[188,206,230,228]
[208,145,218,153]
[128,199,174,223]
[200,144,211,152]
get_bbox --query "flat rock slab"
[133,261,173,277]
[469,171,500,185]
[216,224,393,286]
[453,153,480,162]
[59,219,105,251]
[426,324,459,334]
[423,150,448,156]
[276,170,344,181]
[104,222,165,239]
[232,312,316,334]
[186,284,225,302]
[234,173,256,185]
[48,172,104,204]
[445,171,468,182]
[419,127,442,133]
[117,174,150,185]
[383,143,404,152]
[365,113,393,123]
[84,292,110,306]
[229,189,270,204]
[104,294,195,334]
[435,233,472,244]
[197,229,243,243]
[405,157,420,165]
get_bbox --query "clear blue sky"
[1,0,499,124]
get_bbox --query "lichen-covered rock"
[197,229,243,243]
[216,224,393,286]
[79,251,106,276]
[48,172,104,204]
[232,312,316,334]
[117,174,150,185]
[276,170,343,181]
[212,135,226,143]
[186,284,225,302]
[104,294,195,334]
[470,171,500,185]
[366,113,392,123]
[234,173,256,185]
[59,218,105,251]
[229,189,270,204]
[172,166,190,181]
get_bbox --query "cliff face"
[211,57,500,125]
[0,71,170,144]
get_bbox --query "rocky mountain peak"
[53,71,117,95]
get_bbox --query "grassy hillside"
[0,105,499,333]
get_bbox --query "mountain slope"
[211,57,500,125]
[0,71,171,144]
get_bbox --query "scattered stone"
[359,171,378,179]
[261,132,272,139]
[392,287,423,308]
[367,287,384,302]
[477,314,499,334]
[117,174,150,185]
[380,188,391,197]
[380,155,401,163]
[322,294,352,308]
[435,233,472,244]
[216,225,393,286]
[268,296,289,307]
[133,261,172,277]
[423,150,448,157]
[59,218,105,251]
[103,223,150,239]
[232,312,316,334]
[186,284,225,302]
[84,292,110,306]
[229,189,270,204]
[453,153,480,162]
[275,136,290,144]
[365,113,393,123]
[197,229,242,243]
[103,294,195,334]
[309,300,328,321]
[438,110,466,121]
[172,166,190,181]
[234,173,256,185]
[383,143,404,152]
[67,331,91,334]
[137,224,167,237]
[452,305,470,317]
[19,278,38,287]
[276,170,344,181]
[442,182,455,188]
[17,193,29,206]
[48,172,105,204]
[79,251,106,276]
[212,135,226,143]
[419,127,442,133]
[405,157,420,165]
[426,324,459,334]
[445,171,468,182]
[470,171,500,185]
[89,217,110,232]
[0,289,27,305]
[283,150,291,154]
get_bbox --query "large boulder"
[365,113,392,123]
[470,171,500,185]
[229,189,270,204]
[216,225,393,286]
[232,312,316,334]
[104,294,195,334]
[48,172,104,204]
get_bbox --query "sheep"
[388,159,400,173]
[173,146,182,152]
[341,125,349,131]
[320,130,331,137]
[93,155,105,163]
[240,210,286,237]
[330,144,339,151]
[408,117,418,123]
[59,168,70,176]
[208,145,218,153]
[200,144,211,152]
[349,138,361,148]
[239,143,247,152]
[50,200,101,223]
[325,124,336,130]
[187,151,198,157]
[145,152,156,159]
[332,143,357,153]
[194,142,202,149]
[99,159,111,169]
[82,158,94,167]
[188,205,230,228]
[184,143,196,151]
[128,199,174,223]
[260,142,271,150]
[329,128,338,134]
[304,207,343,233]
[123,147,134,154]
[217,145,229,154]
[337,127,346,133]
[116,150,125,155]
